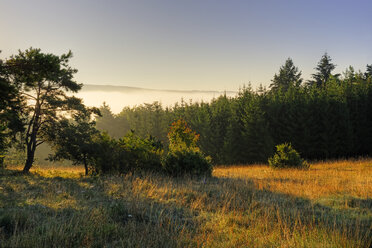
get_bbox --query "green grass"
[0,159,371,247]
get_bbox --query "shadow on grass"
[213,176,371,238]
[0,168,371,247]
[348,197,372,210]
[0,169,197,247]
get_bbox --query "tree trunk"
[23,144,36,173]
[83,155,88,176]
[23,95,40,173]
[23,122,38,173]
[84,163,88,176]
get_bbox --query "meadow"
[0,159,371,247]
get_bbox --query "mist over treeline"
[95,58,372,164]
[2,51,372,167]
[74,85,237,113]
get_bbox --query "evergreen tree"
[96,102,128,139]
[270,58,302,92]
[208,95,232,163]
[365,64,372,79]
[226,87,273,164]
[309,53,340,87]
[0,54,24,166]
[5,48,85,172]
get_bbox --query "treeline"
[96,55,372,164]
[1,49,371,172]
[0,48,212,175]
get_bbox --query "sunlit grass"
[214,158,372,199]
[1,159,371,247]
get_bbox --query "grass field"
[1,159,371,247]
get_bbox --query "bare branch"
[36,140,45,146]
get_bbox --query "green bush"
[116,132,163,173]
[92,120,212,176]
[167,119,199,152]
[162,119,212,177]
[90,132,118,174]
[91,132,163,174]
[268,143,309,169]
[162,150,212,176]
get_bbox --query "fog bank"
[73,85,237,113]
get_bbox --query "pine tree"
[365,64,372,79]
[5,48,85,172]
[308,53,340,87]
[270,58,302,92]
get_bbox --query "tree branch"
[21,92,37,100]
[36,140,45,146]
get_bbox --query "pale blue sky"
[1,0,372,91]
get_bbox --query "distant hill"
[82,84,237,95]
[75,84,238,113]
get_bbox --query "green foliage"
[168,119,199,152]
[309,53,340,87]
[95,103,129,139]
[5,47,370,168]
[4,48,86,172]
[365,64,372,79]
[162,150,212,176]
[104,101,170,144]
[47,109,100,175]
[207,95,232,164]
[94,74,372,165]
[93,119,211,176]
[0,53,24,166]
[229,87,274,164]
[91,131,163,174]
[270,58,302,92]
[163,119,212,176]
[116,132,163,173]
[89,132,117,174]
[268,143,309,169]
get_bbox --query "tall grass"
[1,159,371,247]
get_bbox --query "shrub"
[162,119,212,176]
[268,143,309,169]
[162,150,212,176]
[90,132,119,174]
[167,119,199,152]
[116,132,163,173]
[91,132,163,174]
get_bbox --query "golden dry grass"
[214,158,372,199]
[1,159,371,247]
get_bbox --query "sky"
[1,0,372,91]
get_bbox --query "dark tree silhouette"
[47,109,100,175]
[308,53,340,87]
[365,64,372,79]
[5,48,85,172]
[0,52,24,166]
[270,58,302,92]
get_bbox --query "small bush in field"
[163,119,212,176]
[268,143,309,169]
[162,150,212,176]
